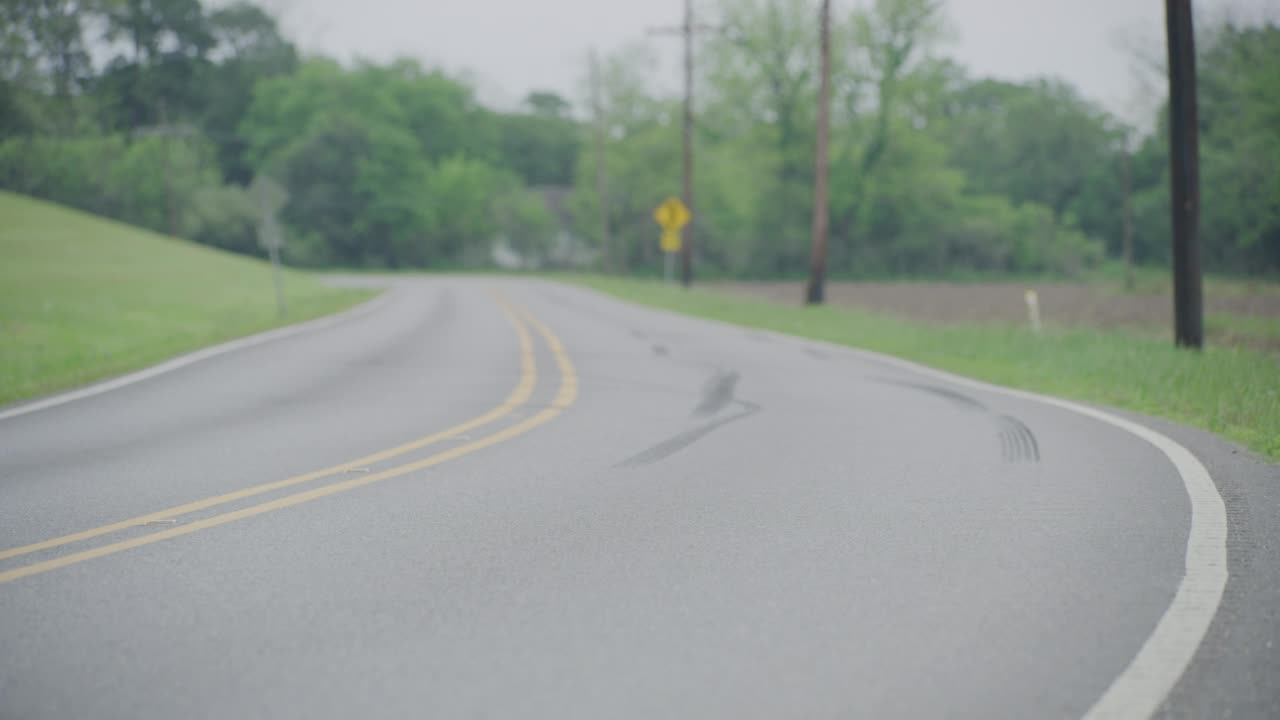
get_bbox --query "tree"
[571,43,670,270]
[91,0,215,130]
[498,91,579,187]
[941,78,1122,225]
[829,0,947,257]
[1195,22,1280,273]
[0,0,97,132]
[704,0,820,274]
[525,91,572,120]
[202,0,297,183]
[102,0,213,62]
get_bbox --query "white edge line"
[805,339,1227,720]
[569,283,1228,720]
[0,288,395,423]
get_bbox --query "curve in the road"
[0,280,1233,720]
[0,295,576,586]
[786,331,1228,720]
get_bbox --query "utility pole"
[680,0,695,287]
[650,0,718,287]
[1122,144,1135,292]
[134,104,196,239]
[589,50,614,272]
[1165,0,1203,348]
[160,101,177,239]
[805,0,832,305]
[250,175,289,319]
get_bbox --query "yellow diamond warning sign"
[654,197,690,254]
[653,197,691,232]
[660,228,681,253]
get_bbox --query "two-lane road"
[1,278,1276,718]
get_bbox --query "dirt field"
[713,280,1280,352]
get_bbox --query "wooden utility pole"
[680,0,696,287]
[651,0,718,287]
[1122,146,1135,292]
[805,0,832,305]
[1165,0,1203,348]
[135,102,201,240]
[160,101,178,239]
[589,50,614,271]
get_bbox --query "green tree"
[1196,22,1280,272]
[940,77,1123,232]
[498,91,580,187]
[0,0,97,133]
[202,0,297,183]
[829,0,948,263]
[94,0,215,130]
[705,0,818,273]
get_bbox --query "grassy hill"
[0,192,372,405]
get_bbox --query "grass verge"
[0,192,374,406]
[568,275,1280,460]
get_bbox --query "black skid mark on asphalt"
[997,415,1041,463]
[617,401,760,469]
[878,377,989,412]
[693,370,739,417]
[804,347,831,361]
[617,369,760,468]
[873,376,1040,464]
[652,343,669,357]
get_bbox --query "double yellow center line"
[0,297,576,585]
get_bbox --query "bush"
[183,185,261,256]
[0,134,260,257]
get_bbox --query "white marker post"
[1025,290,1043,334]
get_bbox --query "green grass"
[568,275,1280,460]
[1206,313,1280,342]
[0,192,374,405]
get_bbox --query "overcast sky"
[261,0,1274,125]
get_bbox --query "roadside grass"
[0,192,373,406]
[567,275,1280,460]
[1205,313,1280,343]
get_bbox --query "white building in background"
[490,186,597,270]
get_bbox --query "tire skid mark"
[876,376,1040,464]
[694,370,739,417]
[616,401,760,469]
[997,415,1041,463]
[617,368,760,469]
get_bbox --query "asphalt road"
[1,277,1276,719]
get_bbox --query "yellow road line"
[0,299,578,586]
[520,308,578,409]
[0,299,537,564]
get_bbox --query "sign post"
[653,196,691,284]
[250,176,289,318]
